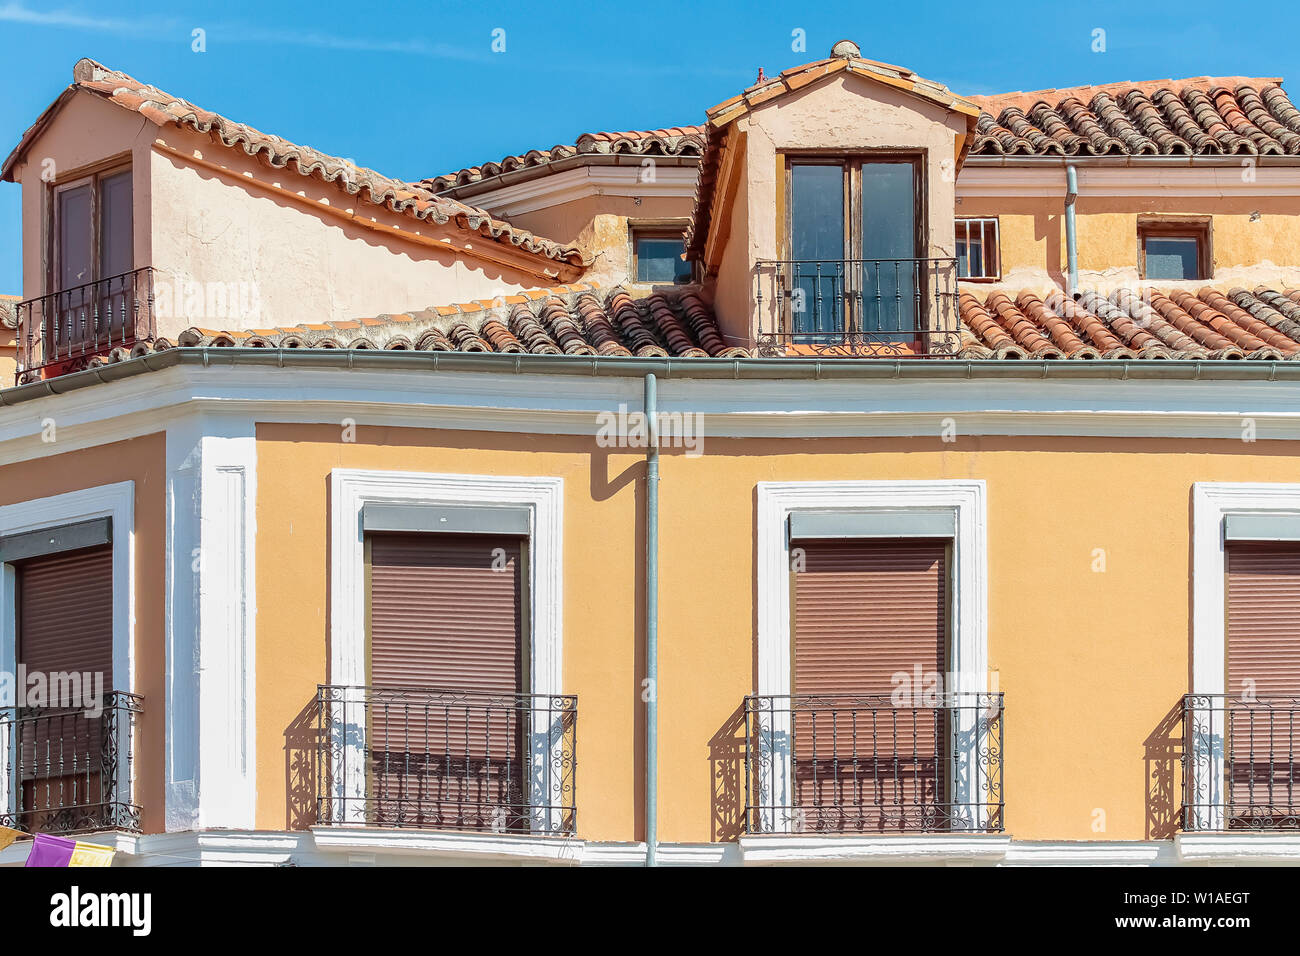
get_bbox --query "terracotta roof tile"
[1,59,583,269]
[957,286,1300,359]
[173,282,750,360]
[424,128,706,193]
[968,78,1300,157]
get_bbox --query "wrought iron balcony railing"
[1183,694,1300,830]
[316,685,577,835]
[754,257,960,357]
[0,691,142,835]
[743,692,1003,834]
[15,266,155,383]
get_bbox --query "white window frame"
[327,469,564,832]
[0,481,135,820]
[755,479,989,833]
[1190,482,1300,831]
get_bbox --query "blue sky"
[1,0,1297,293]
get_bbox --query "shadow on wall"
[1144,699,1184,840]
[285,697,322,831]
[709,702,747,843]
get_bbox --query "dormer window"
[631,221,692,284]
[785,156,922,339]
[52,164,133,295]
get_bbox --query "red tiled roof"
[968,78,1300,156]
[957,286,1300,359]
[169,283,749,359]
[0,60,584,269]
[0,295,17,331]
[425,127,706,193]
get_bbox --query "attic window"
[1139,218,1211,281]
[956,218,999,280]
[630,222,691,284]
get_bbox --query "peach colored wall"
[254,424,644,839]
[0,434,167,834]
[10,90,556,343]
[11,91,155,307]
[145,126,550,339]
[712,72,968,342]
[253,421,1300,844]
[957,193,1300,293]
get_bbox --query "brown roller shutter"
[791,538,948,830]
[17,544,113,678]
[1226,542,1300,821]
[14,544,114,830]
[367,532,525,829]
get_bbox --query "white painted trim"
[1001,840,1179,867]
[467,165,699,218]
[310,826,584,864]
[164,415,258,830]
[1176,832,1300,864]
[754,480,990,832]
[1190,482,1300,831]
[739,833,1010,865]
[958,163,1300,198]
[0,481,135,818]
[328,469,564,829]
[6,365,1300,469]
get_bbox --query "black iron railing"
[316,685,577,835]
[1183,694,1300,830]
[743,692,1003,834]
[754,257,960,357]
[15,266,155,382]
[0,691,142,835]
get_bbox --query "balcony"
[0,691,143,835]
[1182,694,1300,831]
[15,266,155,383]
[743,692,1003,834]
[754,257,960,357]
[315,685,577,835]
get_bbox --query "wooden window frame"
[628,218,693,285]
[955,216,1001,282]
[1138,216,1212,281]
[44,157,133,296]
[780,151,926,264]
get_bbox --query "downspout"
[1065,164,1079,297]
[643,373,659,866]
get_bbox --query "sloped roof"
[1,59,584,270]
[968,77,1300,156]
[958,286,1300,359]
[170,283,749,359]
[687,48,983,261]
[426,127,706,193]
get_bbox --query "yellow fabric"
[0,826,21,852]
[68,842,115,867]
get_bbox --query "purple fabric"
[25,833,76,867]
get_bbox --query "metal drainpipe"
[643,372,659,867]
[1065,164,1079,297]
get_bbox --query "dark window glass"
[99,170,133,278]
[1145,236,1200,280]
[860,163,916,333]
[57,185,93,290]
[789,164,845,336]
[635,237,690,283]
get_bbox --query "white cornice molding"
[958,163,1300,198]
[4,365,1300,469]
[1176,832,1300,864]
[468,165,699,217]
[739,834,1011,865]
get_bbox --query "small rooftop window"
[631,224,692,284]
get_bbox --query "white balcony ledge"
[1176,832,1300,865]
[310,826,584,865]
[738,833,1012,866]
